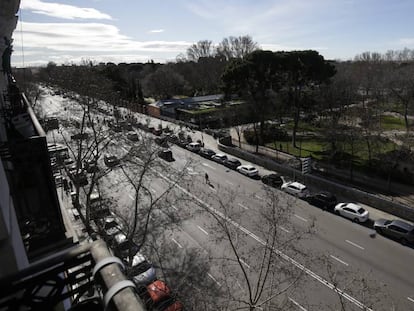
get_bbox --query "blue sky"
[11,0,414,67]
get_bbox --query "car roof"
[242,164,255,169]
[344,203,362,211]
[391,219,414,231]
[227,158,240,162]
[215,153,226,157]
[289,181,306,189]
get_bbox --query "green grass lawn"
[266,139,328,159]
[266,137,397,163]
[380,115,406,130]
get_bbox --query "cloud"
[149,29,165,33]
[13,21,190,53]
[20,0,112,20]
[398,38,414,45]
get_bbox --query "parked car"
[261,173,283,188]
[71,132,88,140]
[153,128,162,136]
[281,181,309,198]
[186,142,201,153]
[199,148,216,159]
[126,252,157,286]
[237,164,259,177]
[104,155,120,167]
[158,149,174,162]
[69,171,88,187]
[334,203,369,223]
[127,131,139,141]
[176,139,188,148]
[211,153,228,164]
[138,280,183,311]
[305,191,337,210]
[155,136,169,148]
[374,219,414,245]
[84,159,98,173]
[224,158,242,170]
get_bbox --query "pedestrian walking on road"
[205,173,209,184]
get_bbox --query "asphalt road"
[41,88,414,310]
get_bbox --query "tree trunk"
[404,101,409,133]
[292,107,300,148]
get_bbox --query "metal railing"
[0,240,146,311]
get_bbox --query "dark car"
[305,191,337,210]
[224,158,242,170]
[104,155,120,167]
[155,136,169,148]
[374,219,414,245]
[261,173,283,188]
[71,132,88,140]
[199,148,216,159]
[158,149,174,162]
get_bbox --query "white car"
[237,164,259,177]
[334,203,369,223]
[186,142,201,152]
[127,252,156,286]
[211,153,228,164]
[281,181,309,198]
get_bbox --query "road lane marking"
[238,203,249,210]
[171,205,178,211]
[181,231,208,254]
[408,297,414,303]
[197,225,209,236]
[225,180,234,186]
[254,194,264,200]
[239,259,251,269]
[207,273,221,287]
[152,167,374,311]
[171,238,183,249]
[345,240,365,250]
[202,163,216,170]
[294,214,308,222]
[279,226,290,233]
[330,255,349,266]
[186,167,199,175]
[236,279,244,292]
[288,297,308,311]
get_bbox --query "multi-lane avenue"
[42,88,414,310]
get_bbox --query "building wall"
[0,160,29,277]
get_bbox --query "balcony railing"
[0,240,146,311]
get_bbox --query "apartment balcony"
[0,239,146,311]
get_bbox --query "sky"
[10,0,414,67]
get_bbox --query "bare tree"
[186,40,215,62]
[191,184,315,310]
[217,35,259,60]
